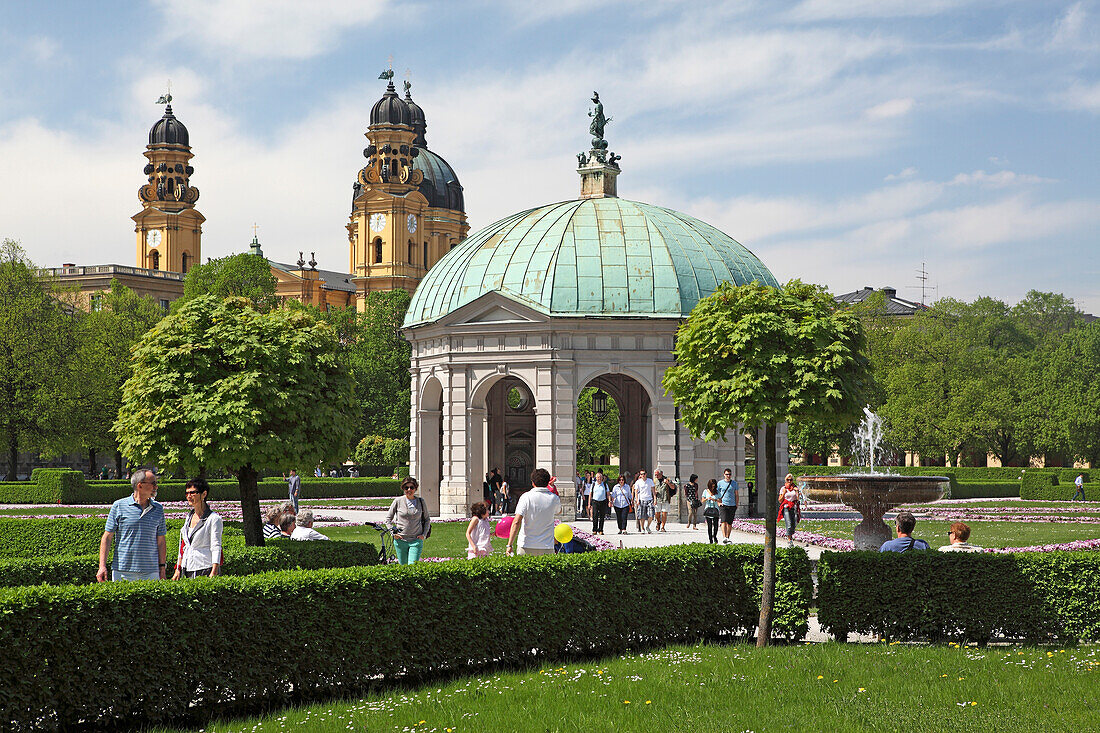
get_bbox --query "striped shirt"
[105,495,167,573]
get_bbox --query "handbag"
[703,506,719,518]
[419,497,432,539]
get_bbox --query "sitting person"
[291,509,329,541]
[938,521,983,552]
[278,513,297,537]
[879,511,931,552]
[262,505,285,539]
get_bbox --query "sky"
[1,0,1097,312]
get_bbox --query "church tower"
[348,78,469,307]
[133,99,203,273]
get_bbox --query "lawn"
[300,497,392,508]
[156,643,1100,732]
[779,518,1100,549]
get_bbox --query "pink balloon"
[494,515,514,538]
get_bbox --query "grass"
[781,518,1100,548]
[156,643,1100,733]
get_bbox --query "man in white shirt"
[1074,474,1086,501]
[632,469,656,534]
[290,509,330,541]
[507,468,561,556]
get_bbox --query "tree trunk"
[88,448,97,477]
[239,463,265,547]
[6,433,17,481]
[115,450,124,479]
[756,423,778,647]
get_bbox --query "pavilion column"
[465,407,487,514]
[439,368,469,516]
[535,362,577,521]
[416,408,442,515]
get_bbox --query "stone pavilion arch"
[579,372,653,480]
[415,374,444,514]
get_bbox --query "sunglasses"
[185,490,201,496]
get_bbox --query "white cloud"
[885,166,918,181]
[788,0,978,21]
[865,97,914,120]
[152,0,389,60]
[949,169,1055,187]
[1056,80,1100,112]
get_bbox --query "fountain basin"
[798,474,948,550]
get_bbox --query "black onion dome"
[414,149,464,212]
[404,89,427,146]
[370,81,412,127]
[148,105,189,146]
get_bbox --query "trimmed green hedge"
[0,476,402,504]
[0,545,810,729]
[950,481,1020,499]
[578,464,620,478]
[0,517,185,560]
[1059,469,1090,484]
[0,538,378,588]
[1020,471,1059,500]
[817,550,1100,643]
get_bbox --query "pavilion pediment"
[438,290,549,327]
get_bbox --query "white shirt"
[939,542,983,553]
[291,526,330,541]
[514,486,561,550]
[179,510,223,571]
[1076,475,1085,488]
[633,478,655,502]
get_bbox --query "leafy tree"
[1039,321,1100,466]
[353,435,409,469]
[64,281,163,475]
[113,295,356,545]
[0,240,75,479]
[177,253,278,312]
[1011,290,1082,341]
[664,280,872,646]
[576,387,620,464]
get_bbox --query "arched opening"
[423,242,429,268]
[416,376,444,515]
[576,374,652,481]
[373,238,383,264]
[181,251,190,274]
[486,379,536,507]
[408,240,415,264]
[149,250,160,271]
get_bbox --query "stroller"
[365,521,397,565]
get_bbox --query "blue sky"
[2,0,1097,311]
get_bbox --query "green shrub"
[1020,470,1061,500]
[0,545,810,729]
[1059,469,1090,484]
[950,481,1020,499]
[0,480,55,503]
[0,517,184,560]
[817,550,1100,643]
[579,464,619,478]
[0,539,377,588]
[29,467,82,482]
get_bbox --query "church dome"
[413,149,464,212]
[404,88,427,146]
[404,197,777,327]
[370,81,412,127]
[149,105,189,146]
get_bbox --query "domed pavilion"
[404,95,788,518]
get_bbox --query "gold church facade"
[53,78,466,310]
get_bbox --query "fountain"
[797,407,948,550]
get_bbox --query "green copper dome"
[404,196,778,327]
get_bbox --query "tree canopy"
[113,295,356,544]
[664,279,873,646]
[576,387,620,464]
[178,253,278,312]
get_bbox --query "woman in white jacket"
[172,477,223,579]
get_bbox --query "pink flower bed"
[729,520,855,552]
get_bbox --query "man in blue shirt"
[717,468,739,544]
[97,467,168,581]
[285,468,301,513]
[879,511,931,552]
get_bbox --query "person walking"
[386,477,431,564]
[1074,473,1086,501]
[632,469,656,534]
[702,479,721,544]
[499,477,511,514]
[778,473,801,546]
[489,468,504,514]
[482,472,496,515]
[284,469,301,513]
[610,474,632,534]
[684,474,700,531]
[588,470,610,535]
[466,502,493,558]
[653,469,675,532]
[574,470,585,515]
[172,477,223,579]
[580,471,594,518]
[97,467,167,582]
[716,468,739,544]
[506,468,561,556]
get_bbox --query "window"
[423,242,428,267]
[408,240,415,264]
[159,299,170,310]
[90,294,102,312]
[181,251,190,274]
[373,238,383,264]
[150,250,160,270]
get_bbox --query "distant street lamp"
[592,389,609,420]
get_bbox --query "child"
[466,501,493,559]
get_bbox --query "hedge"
[950,481,1020,499]
[0,538,378,588]
[0,517,185,560]
[0,476,402,504]
[817,550,1100,643]
[1020,471,1059,500]
[0,545,810,729]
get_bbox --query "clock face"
[407,214,417,234]
[147,229,162,248]
[370,213,387,232]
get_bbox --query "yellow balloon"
[554,523,573,544]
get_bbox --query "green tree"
[113,295,356,545]
[1011,290,1082,342]
[1040,321,1100,466]
[177,253,278,312]
[0,240,75,479]
[65,281,163,475]
[663,280,872,646]
[576,387,620,464]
